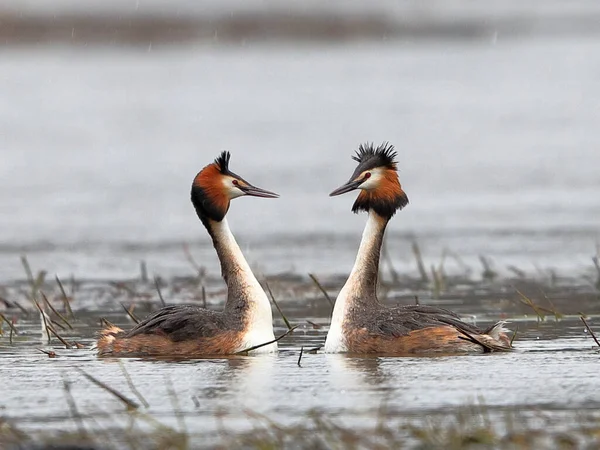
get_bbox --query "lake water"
[0,11,599,282]
[1,2,600,448]
[1,300,600,447]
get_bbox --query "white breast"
[239,327,278,354]
[323,322,347,353]
[323,285,351,353]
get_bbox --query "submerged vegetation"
[1,259,599,352]
[1,249,599,449]
[2,388,600,449]
[1,248,599,356]
[2,246,599,322]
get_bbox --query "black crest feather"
[214,151,231,174]
[352,142,397,171]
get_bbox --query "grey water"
[1,12,599,282]
[1,1,600,447]
[1,314,600,445]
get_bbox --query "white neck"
[210,218,259,281]
[324,211,386,352]
[210,218,276,353]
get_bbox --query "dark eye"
[232,179,239,186]
[363,172,371,180]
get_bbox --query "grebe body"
[98,152,278,357]
[324,143,512,355]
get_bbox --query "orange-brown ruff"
[324,142,512,355]
[192,163,230,217]
[353,168,405,213]
[97,152,278,357]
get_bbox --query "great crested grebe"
[324,142,512,355]
[98,152,279,357]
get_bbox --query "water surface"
[1,35,599,282]
[2,305,599,448]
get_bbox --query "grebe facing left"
[324,142,512,355]
[98,151,279,357]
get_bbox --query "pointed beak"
[329,179,362,197]
[239,183,280,198]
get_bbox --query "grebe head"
[191,151,279,222]
[330,142,409,219]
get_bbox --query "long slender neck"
[333,211,388,314]
[207,218,255,286]
[325,210,389,352]
[205,218,272,324]
[345,211,388,301]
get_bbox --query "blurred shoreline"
[2,2,600,46]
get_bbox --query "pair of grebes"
[98,143,511,357]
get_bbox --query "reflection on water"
[2,316,599,442]
[222,355,277,414]
[326,354,389,392]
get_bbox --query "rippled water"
[2,307,600,448]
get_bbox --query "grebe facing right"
[98,151,279,357]
[324,142,512,355]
